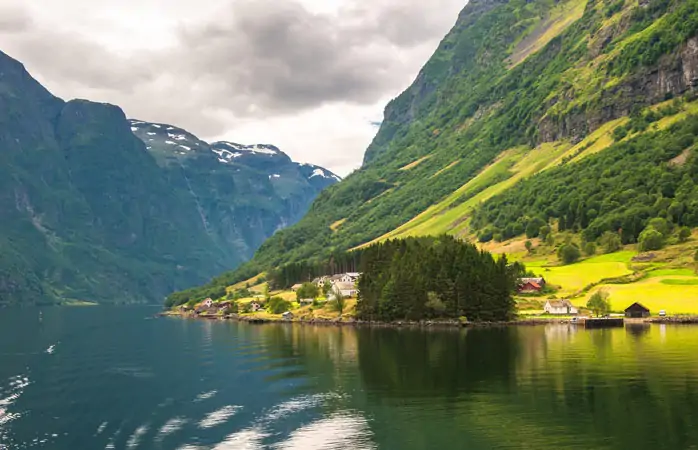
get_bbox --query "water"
[1,308,698,449]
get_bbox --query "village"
[169,272,362,322]
[167,271,666,327]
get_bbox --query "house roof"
[291,284,303,289]
[624,302,650,312]
[547,299,574,308]
[520,277,545,285]
[345,272,360,278]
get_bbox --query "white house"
[340,272,361,283]
[544,300,578,315]
[331,281,357,298]
[250,301,263,312]
[312,276,330,286]
[201,298,214,308]
[282,311,294,320]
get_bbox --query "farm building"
[625,302,650,318]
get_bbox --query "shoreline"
[158,311,698,328]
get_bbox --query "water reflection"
[4,309,698,450]
[626,323,651,339]
[262,323,698,449]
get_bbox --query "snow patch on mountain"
[213,142,279,156]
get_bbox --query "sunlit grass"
[526,251,634,295]
[577,276,698,314]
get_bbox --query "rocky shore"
[648,316,698,324]
[158,311,588,328]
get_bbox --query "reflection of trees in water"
[233,323,698,449]
[355,326,698,449]
[356,327,520,397]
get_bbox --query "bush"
[539,225,552,240]
[678,226,692,243]
[478,227,495,243]
[599,231,622,253]
[584,242,597,256]
[638,227,664,252]
[269,296,291,314]
[587,290,610,317]
[557,243,581,265]
[647,217,671,237]
[526,217,546,238]
[296,282,319,301]
[545,233,555,246]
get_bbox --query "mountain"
[171,0,698,303]
[0,50,338,306]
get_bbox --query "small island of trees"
[356,235,520,322]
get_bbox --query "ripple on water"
[95,422,108,435]
[198,406,242,429]
[194,390,217,402]
[272,412,376,450]
[263,392,342,423]
[0,374,29,428]
[156,417,187,441]
[211,428,267,450]
[125,425,149,449]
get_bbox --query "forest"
[356,236,521,322]
[472,114,698,245]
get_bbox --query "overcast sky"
[0,0,465,176]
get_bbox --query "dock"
[583,317,624,328]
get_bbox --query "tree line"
[268,251,362,289]
[356,235,521,322]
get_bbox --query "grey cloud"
[0,5,32,33]
[0,0,465,166]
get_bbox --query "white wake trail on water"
[198,406,242,429]
[156,417,187,442]
[0,374,31,449]
[126,425,149,449]
[194,390,217,402]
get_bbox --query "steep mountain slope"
[129,119,340,260]
[0,50,338,306]
[172,0,698,302]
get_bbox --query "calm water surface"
[1,307,698,449]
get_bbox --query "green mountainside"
[173,0,698,305]
[0,50,338,306]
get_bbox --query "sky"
[0,0,466,176]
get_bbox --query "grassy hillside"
[170,0,698,307]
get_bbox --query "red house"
[517,277,546,294]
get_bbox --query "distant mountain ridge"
[0,49,338,306]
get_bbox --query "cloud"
[0,0,465,174]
